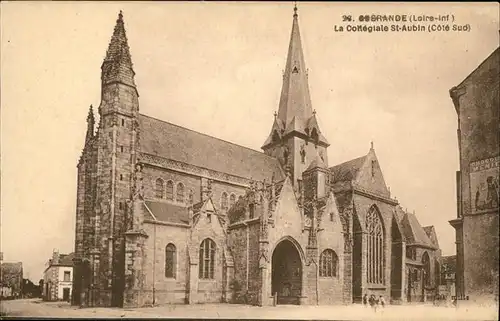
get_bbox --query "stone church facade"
[72,8,441,308]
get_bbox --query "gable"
[191,198,225,236]
[319,192,342,234]
[353,149,390,196]
[139,114,284,182]
[273,177,303,236]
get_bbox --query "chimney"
[52,250,59,265]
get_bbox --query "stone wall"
[140,222,190,305]
[141,164,247,212]
[451,47,499,305]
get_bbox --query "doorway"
[271,239,302,305]
[63,288,70,302]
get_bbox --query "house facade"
[43,251,74,302]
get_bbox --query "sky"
[1,2,498,281]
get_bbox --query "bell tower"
[262,5,329,189]
[94,11,140,307]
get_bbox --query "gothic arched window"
[199,238,216,279]
[166,180,174,201]
[155,178,164,199]
[165,243,176,278]
[422,252,431,286]
[176,182,185,203]
[366,205,384,284]
[229,194,236,209]
[221,192,228,211]
[319,249,338,277]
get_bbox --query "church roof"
[143,200,190,225]
[139,114,284,182]
[423,225,440,249]
[396,206,436,249]
[330,155,367,183]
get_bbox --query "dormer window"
[272,130,280,143]
[311,128,319,145]
[292,66,299,73]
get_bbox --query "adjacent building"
[393,207,442,303]
[71,8,442,308]
[43,251,74,301]
[0,262,23,299]
[449,46,499,306]
[440,255,456,298]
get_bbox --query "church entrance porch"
[271,239,303,305]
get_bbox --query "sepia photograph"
[1,1,498,320]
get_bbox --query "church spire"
[101,11,136,89]
[277,4,313,131]
[262,5,328,150]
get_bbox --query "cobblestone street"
[1,299,498,320]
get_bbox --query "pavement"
[1,298,498,320]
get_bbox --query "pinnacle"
[87,105,94,122]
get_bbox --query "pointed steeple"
[101,11,136,88]
[262,5,328,149]
[277,5,313,131]
[85,105,95,143]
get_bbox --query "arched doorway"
[271,239,302,305]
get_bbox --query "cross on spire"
[294,2,298,17]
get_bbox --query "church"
[72,7,442,308]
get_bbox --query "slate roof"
[330,155,367,183]
[400,209,436,248]
[143,200,190,224]
[139,114,284,182]
[58,253,75,266]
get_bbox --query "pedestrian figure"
[379,295,385,310]
[363,293,368,307]
[369,294,376,312]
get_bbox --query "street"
[0,299,498,320]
